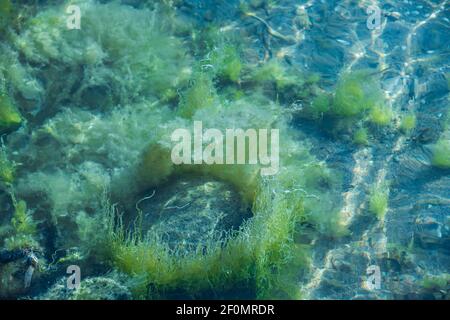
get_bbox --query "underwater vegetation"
[210,45,243,83]
[2,1,192,118]
[419,273,450,296]
[332,70,384,118]
[0,93,22,133]
[309,94,331,119]
[369,105,392,127]
[178,72,216,119]
[353,128,369,146]
[250,59,300,89]
[0,0,12,34]
[431,138,450,169]
[296,67,394,145]
[95,94,343,299]
[0,0,447,301]
[0,144,15,185]
[368,182,390,221]
[5,198,38,251]
[0,0,349,300]
[400,113,417,134]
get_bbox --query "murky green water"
[0,0,448,300]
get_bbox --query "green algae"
[369,105,392,126]
[400,113,417,133]
[11,2,192,109]
[107,178,308,299]
[420,273,450,291]
[353,128,369,146]
[431,138,450,169]
[333,70,384,118]
[310,94,331,119]
[0,0,12,34]
[73,94,346,299]
[10,89,335,299]
[0,94,22,133]
[368,182,390,221]
[0,144,14,185]
[210,45,243,83]
[296,69,388,142]
[178,72,216,119]
[3,197,39,251]
[0,1,355,300]
[39,275,132,300]
[250,59,303,90]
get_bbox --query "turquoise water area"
[0,0,449,300]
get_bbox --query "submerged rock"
[135,176,251,254]
[0,252,42,299]
[414,214,450,250]
[40,276,132,300]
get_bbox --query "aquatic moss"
[309,94,330,119]
[93,96,344,299]
[109,176,308,299]
[420,273,450,292]
[178,72,216,119]
[0,144,14,185]
[369,105,392,126]
[210,45,243,83]
[111,233,256,299]
[0,2,349,300]
[353,128,369,146]
[368,183,389,220]
[302,163,337,191]
[0,94,22,133]
[12,103,173,245]
[306,73,321,85]
[400,113,417,133]
[19,102,172,169]
[8,102,172,250]
[0,46,43,103]
[190,25,225,55]
[431,138,450,169]
[333,70,384,118]
[334,78,365,116]
[0,0,12,34]
[10,200,35,237]
[11,2,192,108]
[250,59,301,89]
[136,143,175,188]
[17,166,109,230]
[4,198,38,251]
